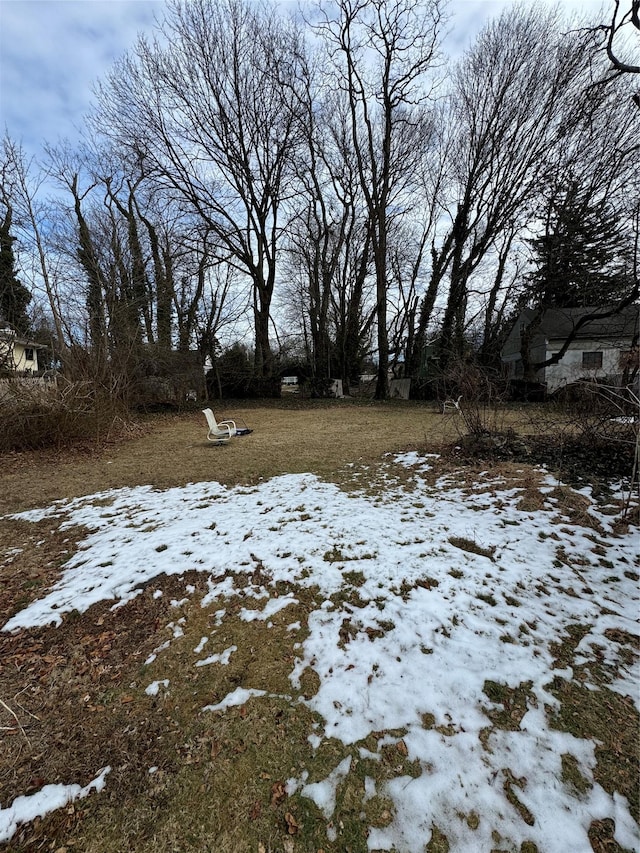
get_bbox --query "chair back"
[202,408,218,432]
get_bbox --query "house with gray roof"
[501,305,639,393]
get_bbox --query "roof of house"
[0,329,48,349]
[534,305,639,340]
[501,304,639,359]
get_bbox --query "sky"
[1,450,638,849]
[0,0,609,167]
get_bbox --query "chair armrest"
[219,419,237,430]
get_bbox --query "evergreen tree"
[0,203,31,335]
[525,182,632,308]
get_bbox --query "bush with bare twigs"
[439,360,510,438]
[549,380,639,516]
[0,378,128,452]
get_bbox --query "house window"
[582,351,602,369]
[24,347,34,362]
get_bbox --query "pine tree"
[0,203,31,335]
[525,182,632,308]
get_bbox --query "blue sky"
[0,0,609,164]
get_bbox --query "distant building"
[501,306,639,393]
[0,327,47,374]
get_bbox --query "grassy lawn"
[0,400,638,852]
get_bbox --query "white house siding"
[12,341,39,372]
[502,345,547,380]
[0,332,42,373]
[501,307,639,393]
[544,337,629,393]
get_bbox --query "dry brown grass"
[0,400,463,851]
[0,399,465,516]
[1,400,636,852]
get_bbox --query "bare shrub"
[441,360,509,437]
[550,381,639,513]
[0,378,128,452]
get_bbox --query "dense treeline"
[1,0,638,402]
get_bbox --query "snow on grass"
[2,457,638,851]
[288,756,353,820]
[0,768,110,843]
[202,686,268,711]
[193,636,208,653]
[239,593,298,622]
[144,679,169,696]
[195,644,236,667]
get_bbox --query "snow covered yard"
[1,451,638,852]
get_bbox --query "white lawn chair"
[202,408,237,444]
[442,395,462,413]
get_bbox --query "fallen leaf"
[283,839,294,853]
[249,800,262,820]
[285,812,300,835]
[271,781,287,807]
[397,739,408,756]
[258,844,266,853]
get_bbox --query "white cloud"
[0,0,165,156]
[0,0,609,163]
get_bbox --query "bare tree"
[313,0,444,399]
[431,6,607,372]
[93,0,306,384]
[409,2,639,381]
[1,137,66,352]
[600,0,640,75]
[514,37,640,379]
[284,68,380,392]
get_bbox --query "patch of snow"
[194,636,209,653]
[145,679,169,696]
[203,687,267,711]
[298,756,352,820]
[144,639,170,666]
[0,767,110,843]
[239,594,298,622]
[195,645,237,668]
